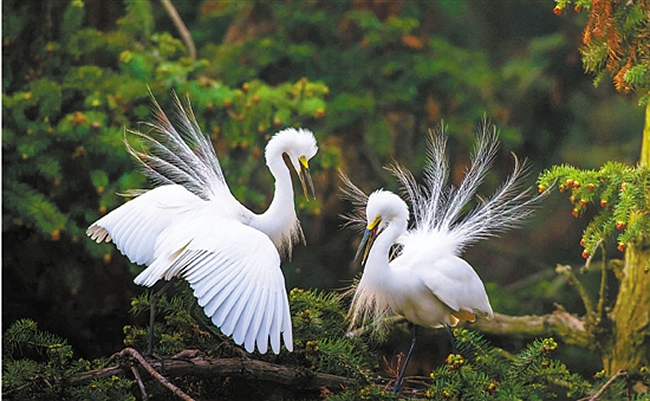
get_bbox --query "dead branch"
[120,347,194,401]
[469,310,591,348]
[129,364,148,399]
[160,0,196,60]
[71,348,356,392]
[578,370,627,401]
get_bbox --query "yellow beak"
[298,156,316,200]
[354,216,381,266]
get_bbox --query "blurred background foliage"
[2,0,645,386]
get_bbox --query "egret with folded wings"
[342,122,543,392]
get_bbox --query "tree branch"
[119,347,194,401]
[72,348,356,391]
[159,0,196,60]
[469,311,591,348]
[578,370,627,401]
[555,264,595,318]
[129,364,148,400]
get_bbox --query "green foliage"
[289,288,376,380]
[202,1,516,184]
[2,0,329,244]
[553,0,650,102]
[327,385,401,401]
[537,162,650,263]
[427,330,591,400]
[2,319,134,401]
[7,290,648,400]
[125,281,220,356]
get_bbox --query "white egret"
[341,122,542,392]
[87,92,317,355]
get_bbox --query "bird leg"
[392,325,418,394]
[445,324,458,355]
[148,279,176,356]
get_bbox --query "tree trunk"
[604,245,650,374]
[602,103,650,374]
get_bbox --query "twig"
[555,264,595,318]
[2,375,53,397]
[130,364,148,400]
[578,369,626,401]
[120,347,195,401]
[159,0,196,60]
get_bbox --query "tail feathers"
[437,121,499,231]
[338,171,370,234]
[393,120,543,253]
[126,91,228,202]
[449,153,542,251]
[340,120,543,255]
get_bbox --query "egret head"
[266,128,318,199]
[355,190,409,265]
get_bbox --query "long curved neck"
[254,151,300,253]
[365,217,408,278]
[265,156,295,222]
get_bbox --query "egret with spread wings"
[341,122,542,392]
[88,93,317,355]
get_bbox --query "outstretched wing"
[133,209,293,355]
[87,185,205,266]
[125,91,245,215]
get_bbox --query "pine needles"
[426,330,591,400]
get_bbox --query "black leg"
[393,325,418,394]
[147,279,176,356]
[446,324,458,355]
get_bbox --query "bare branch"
[120,347,194,401]
[578,370,627,401]
[349,309,591,348]
[555,264,595,318]
[469,311,591,348]
[129,364,148,400]
[160,0,196,60]
[71,348,356,391]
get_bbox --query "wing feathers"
[202,265,248,321]
[244,288,266,353]
[88,185,202,268]
[166,220,293,354]
[233,284,263,347]
[254,289,271,354]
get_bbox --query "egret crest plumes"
[341,121,543,392]
[87,92,317,354]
